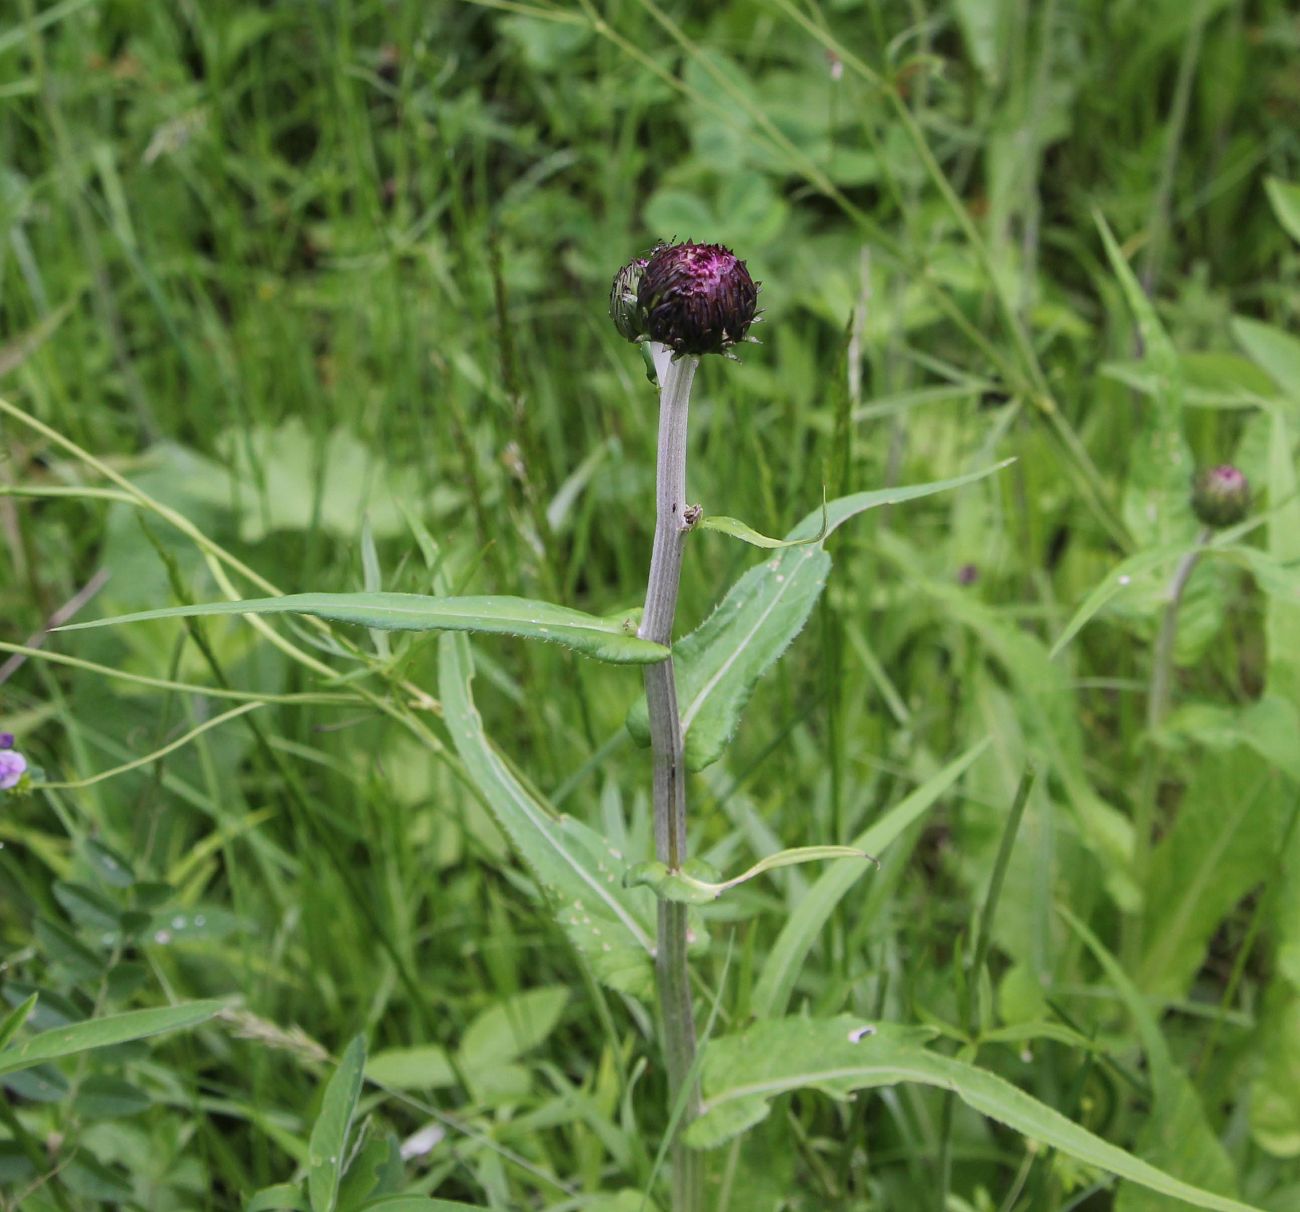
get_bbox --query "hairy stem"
[638,347,703,1211]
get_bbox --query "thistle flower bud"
[1191,464,1250,529]
[609,255,650,343]
[635,241,759,358]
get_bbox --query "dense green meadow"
[3,1,1300,1208]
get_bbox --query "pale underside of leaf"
[439,631,655,995]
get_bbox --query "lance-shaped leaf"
[0,1001,224,1077]
[308,1035,366,1212]
[440,631,656,995]
[687,1017,1259,1212]
[629,464,1011,769]
[1098,214,1195,550]
[59,593,668,665]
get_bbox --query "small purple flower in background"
[0,733,13,749]
[0,748,27,791]
[957,563,979,586]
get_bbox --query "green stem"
[638,347,703,1212]
[940,767,1036,1210]
[1126,530,1208,965]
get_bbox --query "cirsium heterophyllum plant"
[13,240,1260,1212]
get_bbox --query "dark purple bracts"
[634,242,758,358]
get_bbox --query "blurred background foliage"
[2,0,1300,1208]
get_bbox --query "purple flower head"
[0,749,27,791]
[635,241,759,358]
[0,733,13,750]
[1191,464,1250,529]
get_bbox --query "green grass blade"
[308,1034,367,1212]
[0,994,39,1052]
[1265,176,1300,244]
[1060,906,1241,1206]
[356,1198,488,1211]
[58,592,668,665]
[687,1017,1261,1211]
[0,1000,224,1077]
[1049,543,1194,658]
[1096,214,1195,549]
[752,740,989,1017]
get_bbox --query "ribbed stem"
[638,347,702,1211]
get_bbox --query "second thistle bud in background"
[1191,464,1250,529]
[609,254,650,343]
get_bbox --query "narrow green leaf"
[1050,543,1197,658]
[1266,410,1300,985]
[784,461,1014,542]
[1232,317,1300,396]
[0,1000,223,1077]
[247,1184,311,1212]
[1265,176,1300,245]
[688,1017,1260,1211]
[1060,907,1241,1210]
[1097,214,1195,549]
[699,490,827,549]
[357,1198,488,1211]
[625,846,871,904]
[59,592,669,665]
[308,1034,367,1212]
[753,741,989,1017]
[0,994,38,1052]
[439,632,655,995]
[629,465,1011,770]
[360,517,391,660]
